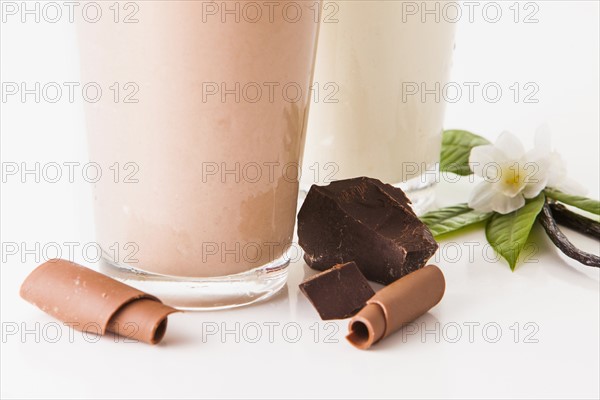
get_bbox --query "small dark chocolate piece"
[299,262,375,320]
[298,177,438,285]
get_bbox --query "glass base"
[99,254,290,311]
[395,171,437,216]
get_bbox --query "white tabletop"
[1,1,599,399]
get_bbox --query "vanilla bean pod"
[539,202,600,267]
[549,202,600,239]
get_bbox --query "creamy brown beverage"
[78,1,320,308]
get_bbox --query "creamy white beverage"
[302,1,456,203]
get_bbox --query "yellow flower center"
[501,163,528,196]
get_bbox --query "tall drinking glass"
[301,0,456,213]
[77,1,320,309]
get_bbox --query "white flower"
[468,127,583,214]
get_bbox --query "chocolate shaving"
[549,202,600,239]
[539,202,600,268]
[20,259,178,344]
[347,265,445,350]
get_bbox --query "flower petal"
[495,131,526,159]
[520,156,550,198]
[469,145,506,178]
[468,181,499,212]
[495,172,526,197]
[526,147,551,166]
[545,152,568,185]
[491,194,526,215]
[522,178,548,199]
[469,181,526,214]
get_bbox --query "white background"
[1,1,599,399]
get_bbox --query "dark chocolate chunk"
[299,262,375,320]
[298,177,438,285]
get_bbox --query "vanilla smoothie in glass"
[301,0,456,212]
[78,1,320,309]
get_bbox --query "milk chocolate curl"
[347,265,445,350]
[20,259,178,344]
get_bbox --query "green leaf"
[420,203,493,237]
[544,188,600,215]
[485,194,546,271]
[440,130,491,176]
